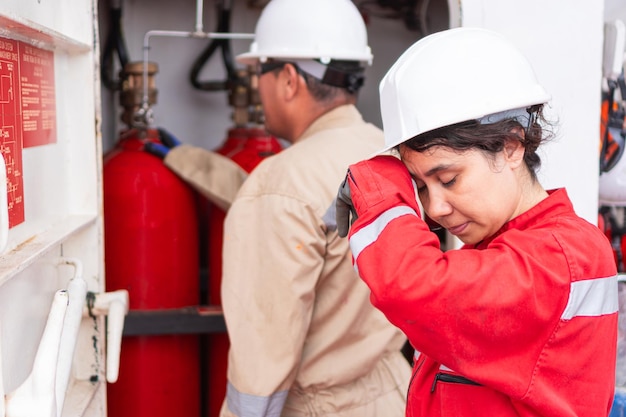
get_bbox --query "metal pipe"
[5,291,69,417]
[136,0,254,127]
[195,0,204,34]
[55,258,87,417]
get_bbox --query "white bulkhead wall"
[461,0,605,224]
[0,0,111,416]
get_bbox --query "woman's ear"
[504,126,526,167]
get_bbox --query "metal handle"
[85,290,129,383]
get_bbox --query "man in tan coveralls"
[160,0,411,415]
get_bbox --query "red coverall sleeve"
[345,156,574,398]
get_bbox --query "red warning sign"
[0,37,57,228]
[20,43,56,148]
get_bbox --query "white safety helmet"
[378,27,551,152]
[236,0,373,66]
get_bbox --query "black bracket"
[122,305,226,336]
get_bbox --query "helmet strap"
[525,104,542,132]
[292,59,365,93]
[321,68,365,94]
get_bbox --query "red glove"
[335,155,421,237]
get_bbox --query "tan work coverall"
[164,143,247,211]
[218,105,410,417]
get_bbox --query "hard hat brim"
[236,51,373,66]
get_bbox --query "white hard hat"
[378,27,551,152]
[236,0,373,66]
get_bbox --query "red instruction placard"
[0,37,57,228]
[20,43,56,148]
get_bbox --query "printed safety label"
[0,37,57,227]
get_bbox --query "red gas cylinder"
[104,128,201,417]
[205,127,283,417]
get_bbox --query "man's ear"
[281,63,304,101]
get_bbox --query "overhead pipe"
[189,0,239,92]
[134,0,253,128]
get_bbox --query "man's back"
[220,104,410,416]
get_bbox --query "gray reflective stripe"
[561,275,618,320]
[439,363,454,372]
[349,206,418,262]
[226,381,288,417]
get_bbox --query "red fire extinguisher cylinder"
[104,128,201,417]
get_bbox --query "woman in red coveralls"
[335,27,619,417]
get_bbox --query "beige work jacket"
[220,105,410,417]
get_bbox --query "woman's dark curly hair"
[397,105,554,181]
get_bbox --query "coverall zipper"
[431,372,481,392]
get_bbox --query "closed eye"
[442,177,457,188]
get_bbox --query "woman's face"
[399,144,524,245]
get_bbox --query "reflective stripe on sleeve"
[226,381,288,417]
[349,206,418,262]
[561,275,618,320]
[439,363,454,372]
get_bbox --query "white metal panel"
[460,0,604,224]
[0,1,106,416]
[0,0,93,48]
